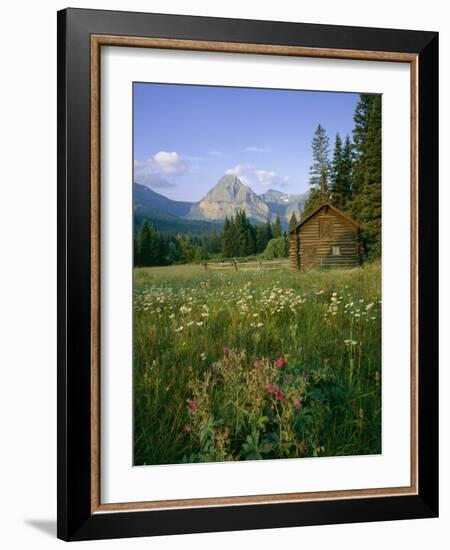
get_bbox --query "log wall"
[290,207,360,271]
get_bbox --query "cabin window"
[319,218,334,240]
[331,246,341,256]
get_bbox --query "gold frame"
[90,35,418,514]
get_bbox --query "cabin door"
[302,245,318,271]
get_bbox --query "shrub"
[262,237,289,260]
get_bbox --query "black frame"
[57,8,438,541]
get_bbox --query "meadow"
[133,262,381,465]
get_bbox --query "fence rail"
[202,259,290,272]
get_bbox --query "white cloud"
[208,151,223,157]
[153,151,187,175]
[225,164,253,186]
[245,146,272,153]
[225,164,250,176]
[134,151,187,188]
[224,164,289,189]
[255,169,289,187]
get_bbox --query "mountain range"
[134,174,309,233]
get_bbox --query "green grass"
[133,262,381,465]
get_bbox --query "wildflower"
[183,424,192,432]
[200,352,207,361]
[223,347,229,355]
[211,363,219,373]
[196,321,204,327]
[344,339,358,346]
[294,400,302,410]
[267,384,276,395]
[188,400,197,415]
[253,358,260,368]
[275,357,286,368]
[276,389,284,400]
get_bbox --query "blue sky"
[133,83,359,202]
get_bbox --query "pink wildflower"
[275,357,286,368]
[211,363,219,373]
[294,400,302,410]
[188,400,197,415]
[183,423,192,432]
[223,347,229,355]
[276,389,284,400]
[267,384,276,395]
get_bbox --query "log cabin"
[289,203,360,271]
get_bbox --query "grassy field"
[133,262,381,465]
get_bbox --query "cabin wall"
[289,231,300,270]
[290,208,359,271]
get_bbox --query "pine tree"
[248,223,257,255]
[273,214,282,238]
[288,211,298,232]
[301,188,324,220]
[256,223,268,253]
[265,220,273,243]
[351,95,372,198]
[137,220,157,266]
[342,135,353,197]
[221,216,232,257]
[209,227,222,255]
[235,211,249,256]
[330,133,352,210]
[309,124,331,197]
[349,94,382,259]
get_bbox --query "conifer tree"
[273,214,282,238]
[349,94,382,259]
[256,223,268,253]
[221,216,232,257]
[329,133,353,211]
[265,220,273,243]
[288,211,298,232]
[235,211,250,256]
[303,124,331,218]
[309,124,331,196]
[137,220,154,266]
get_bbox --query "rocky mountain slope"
[186,175,269,223]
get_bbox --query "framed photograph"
[57,8,438,541]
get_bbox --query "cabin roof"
[289,202,360,233]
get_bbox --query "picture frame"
[57,7,438,541]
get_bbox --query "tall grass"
[133,263,381,465]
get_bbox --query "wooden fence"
[201,259,291,272]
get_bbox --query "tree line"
[303,93,382,259]
[134,213,291,267]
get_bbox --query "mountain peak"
[187,174,269,222]
[208,174,252,200]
